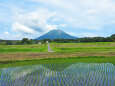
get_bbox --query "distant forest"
[0,34,115,45]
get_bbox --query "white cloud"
[32,0,115,30]
[1,0,115,39]
[86,10,98,16]
[4,32,10,35]
[1,32,35,40]
[12,9,58,35]
[79,33,100,37]
[65,32,77,37]
[51,18,60,22]
[66,31,100,37]
[12,22,35,34]
[59,24,66,28]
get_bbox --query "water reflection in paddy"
[0,63,115,86]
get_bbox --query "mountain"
[35,29,78,40]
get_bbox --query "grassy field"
[0,44,47,53]
[51,42,115,56]
[0,57,115,68]
[51,42,115,53]
[0,42,115,86]
[0,42,115,61]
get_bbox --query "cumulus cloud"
[59,24,66,28]
[66,31,101,37]
[79,33,100,37]
[4,32,10,35]
[1,32,35,40]
[51,18,60,22]
[86,10,98,16]
[1,0,115,39]
[32,0,115,30]
[12,22,35,34]
[12,9,58,35]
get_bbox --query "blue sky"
[0,0,115,40]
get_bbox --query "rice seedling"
[0,58,115,86]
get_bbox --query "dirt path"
[48,43,54,52]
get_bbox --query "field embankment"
[0,42,115,61]
[0,57,115,68]
[51,42,115,55]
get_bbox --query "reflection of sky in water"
[0,63,115,86]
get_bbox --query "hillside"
[35,29,78,40]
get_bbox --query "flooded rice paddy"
[0,62,115,86]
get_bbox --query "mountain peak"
[35,29,78,40]
[51,29,63,32]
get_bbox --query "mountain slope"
[35,29,78,40]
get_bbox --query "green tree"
[110,34,115,41]
[21,38,30,45]
[0,42,6,45]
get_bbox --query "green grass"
[0,42,115,61]
[0,42,115,86]
[54,47,115,53]
[50,42,115,53]
[0,48,45,52]
[1,56,114,86]
[0,44,47,53]
[0,56,115,68]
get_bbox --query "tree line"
[77,34,115,43]
[0,38,39,45]
[0,34,115,45]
